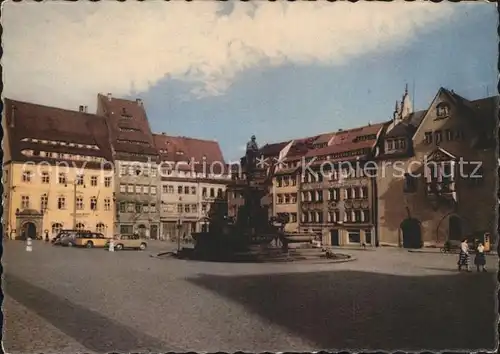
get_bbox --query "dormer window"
[436,103,450,118]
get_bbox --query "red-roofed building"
[153,133,230,240]
[97,93,161,239]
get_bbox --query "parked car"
[55,230,92,246]
[74,232,110,248]
[106,236,147,251]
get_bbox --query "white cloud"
[3,0,457,111]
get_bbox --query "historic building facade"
[376,87,497,247]
[97,93,161,239]
[2,99,115,239]
[154,133,229,240]
[298,123,386,246]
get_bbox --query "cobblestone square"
[2,241,497,352]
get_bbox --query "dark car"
[53,229,91,245]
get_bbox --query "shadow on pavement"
[188,270,497,351]
[4,273,181,353]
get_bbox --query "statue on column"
[245,135,259,173]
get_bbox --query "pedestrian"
[474,242,487,272]
[45,230,49,242]
[457,237,471,272]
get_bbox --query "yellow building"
[2,99,116,240]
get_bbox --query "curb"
[408,249,498,256]
[153,251,356,264]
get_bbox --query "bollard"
[26,237,33,252]
[109,239,114,252]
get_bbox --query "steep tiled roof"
[259,141,290,158]
[305,122,385,159]
[97,94,158,161]
[153,133,225,164]
[4,98,114,167]
[385,110,427,138]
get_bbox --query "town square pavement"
[2,240,498,352]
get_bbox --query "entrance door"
[23,222,37,240]
[330,229,340,246]
[150,225,158,240]
[401,218,422,249]
[448,216,462,241]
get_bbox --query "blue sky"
[134,4,497,161]
[5,2,497,162]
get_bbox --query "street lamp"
[65,180,86,229]
[177,196,183,252]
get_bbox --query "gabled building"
[153,133,230,240]
[96,93,160,239]
[298,122,387,246]
[377,87,497,247]
[2,99,115,239]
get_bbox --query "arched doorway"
[137,224,147,238]
[448,216,462,241]
[400,218,422,249]
[22,222,37,240]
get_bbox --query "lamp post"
[177,196,183,252]
[66,180,85,229]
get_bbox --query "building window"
[143,204,150,213]
[277,177,283,187]
[58,197,66,210]
[151,186,157,195]
[184,186,189,194]
[135,185,142,194]
[177,204,183,213]
[347,229,361,244]
[135,203,141,213]
[142,186,149,194]
[41,172,50,184]
[127,203,134,213]
[284,194,290,204]
[90,197,98,210]
[76,174,84,185]
[90,176,98,186]
[119,184,126,193]
[76,197,84,210]
[52,222,63,235]
[354,210,362,223]
[162,185,168,194]
[290,213,297,223]
[436,102,450,117]
[362,210,370,223]
[96,223,106,233]
[75,223,85,230]
[191,204,198,213]
[21,195,30,209]
[291,177,297,186]
[119,202,126,213]
[202,188,207,197]
[120,225,133,235]
[104,198,111,211]
[127,185,133,193]
[434,130,442,144]
[22,171,32,183]
[277,194,283,204]
[191,186,196,195]
[201,204,207,212]
[178,186,183,194]
[424,132,432,145]
[104,177,112,187]
[184,204,190,213]
[386,140,394,151]
[403,173,417,193]
[291,193,297,203]
[40,195,48,211]
[210,188,215,197]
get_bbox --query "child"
[474,242,487,272]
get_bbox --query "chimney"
[338,129,343,132]
[107,93,112,101]
[161,132,166,135]
[10,104,16,128]
[136,98,143,106]
[368,121,372,126]
[79,105,84,112]
[84,106,88,113]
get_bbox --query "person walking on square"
[474,242,487,272]
[457,237,471,272]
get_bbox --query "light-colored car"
[106,237,147,251]
[74,233,110,248]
